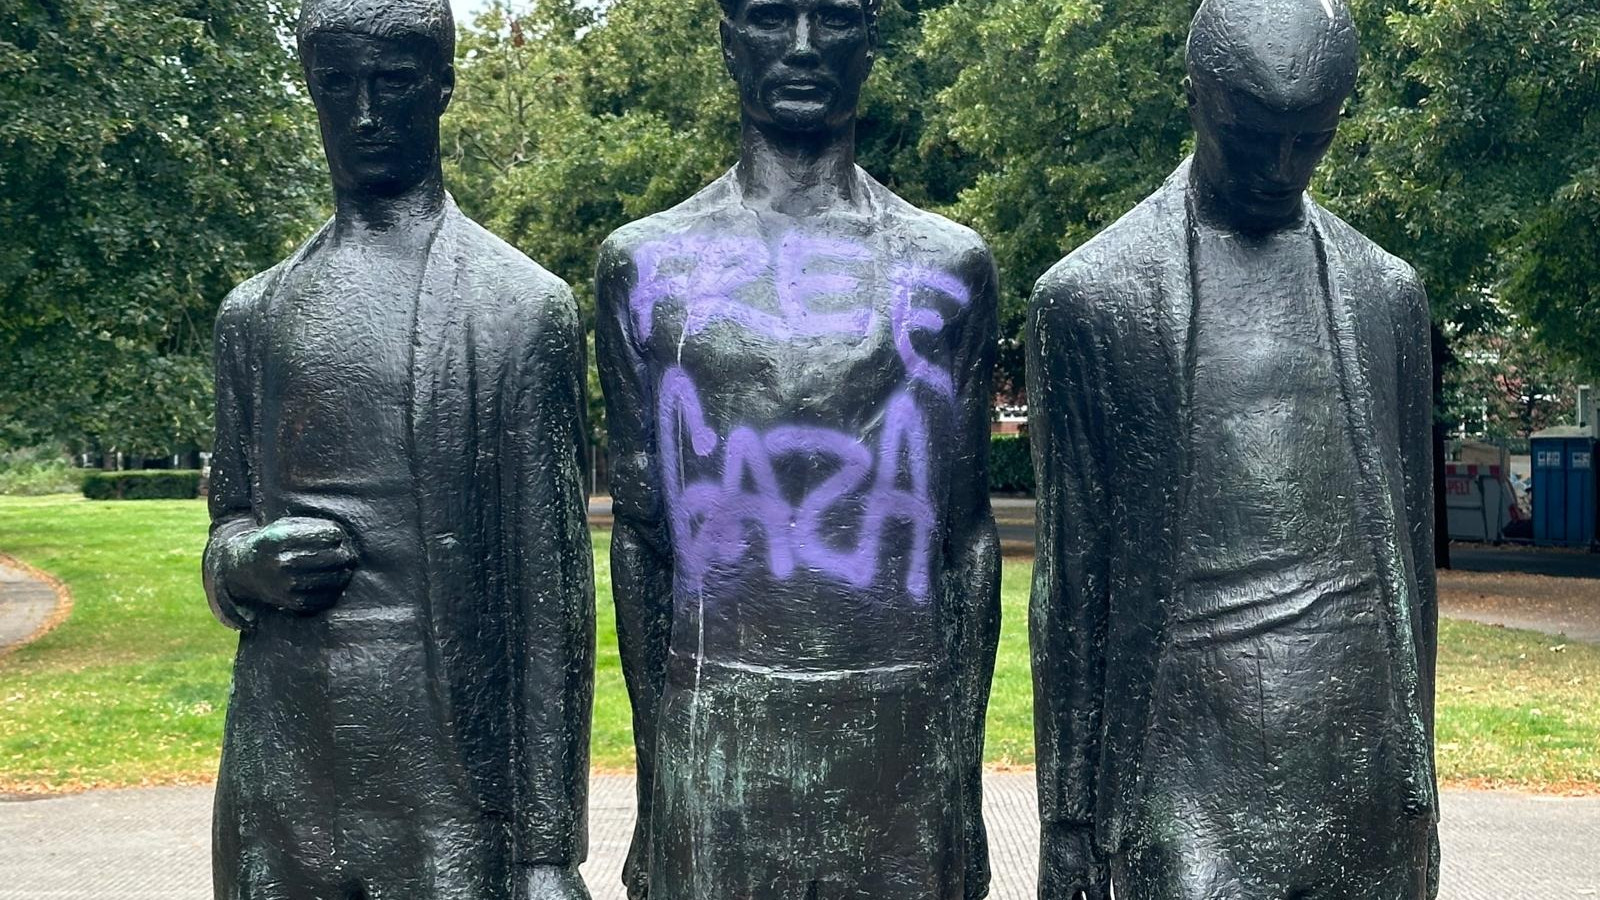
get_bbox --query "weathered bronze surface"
[1027,0,1440,897]
[596,1,1002,897]
[203,3,594,897]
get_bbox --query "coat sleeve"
[203,278,268,633]
[943,247,1003,899]
[509,282,596,867]
[1396,270,1438,753]
[594,235,675,899]
[1395,269,1442,895]
[1026,270,1113,831]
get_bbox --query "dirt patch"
[1439,569,1600,644]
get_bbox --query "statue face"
[302,31,453,196]
[721,0,874,136]
[1189,80,1343,229]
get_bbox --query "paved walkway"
[0,776,1595,899]
[0,558,65,656]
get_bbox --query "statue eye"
[818,9,857,28]
[318,71,353,93]
[746,6,788,28]
[377,69,419,91]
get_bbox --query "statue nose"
[786,17,821,61]
[1270,136,1303,182]
[354,82,378,132]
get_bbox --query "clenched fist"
[221,517,357,615]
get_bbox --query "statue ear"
[438,63,456,115]
[719,18,737,79]
[1183,75,1208,137]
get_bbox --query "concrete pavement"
[0,558,65,656]
[1,776,1595,899]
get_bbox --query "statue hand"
[521,865,591,900]
[1039,822,1110,900]
[224,517,356,615]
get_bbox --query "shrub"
[0,446,82,496]
[81,470,202,501]
[990,434,1034,495]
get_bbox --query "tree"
[1327,0,1600,359]
[920,0,1196,394]
[0,0,322,458]
[1442,313,1585,439]
[1503,169,1600,374]
[921,0,1600,392]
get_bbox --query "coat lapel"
[1313,211,1437,816]
[1094,164,1194,851]
[406,203,480,786]
[409,203,521,812]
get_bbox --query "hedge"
[990,434,1034,495]
[81,470,202,501]
[71,442,1034,501]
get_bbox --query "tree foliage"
[0,0,321,456]
[1330,0,1600,350]
[1442,314,1584,440]
[920,0,1192,393]
[3,0,1594,454]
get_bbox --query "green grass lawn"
[1,494,1596,793]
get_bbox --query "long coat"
[1027,159,1439,857]
[203,198,594,879]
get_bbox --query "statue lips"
[769,77,835,110]
[350,139,401,155]
[1251,186,1299,202]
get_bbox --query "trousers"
[1116,586,1431,900]
[213,609,503,900]
[648,658,965,900]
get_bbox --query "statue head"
[719,0,879,137]
[1186,0,1359,229]
[296,0,456,197]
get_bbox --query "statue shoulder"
[600,171,740,266]
[597,216,660,274]
[215,263,283,333]
[596,198,729,290]
[867,186,996,280]
[1030,255,1107,336]
[454,215,575,314]
[1030,231,1139,324]
[1312,204,1428,311]
[1033,185,1182,316]
[911,208,995,269]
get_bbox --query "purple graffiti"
[657,368,935,600]
[890,265,968,400]
[629,232,970,398]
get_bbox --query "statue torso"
[1178,216,1379,642]
[618,176,985,674]
[258,235,428,613]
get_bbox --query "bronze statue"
[203,2,594,897]
[1027,0,1439,897]
[595,0,1002,897]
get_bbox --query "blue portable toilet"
[1531,427,1598,549]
